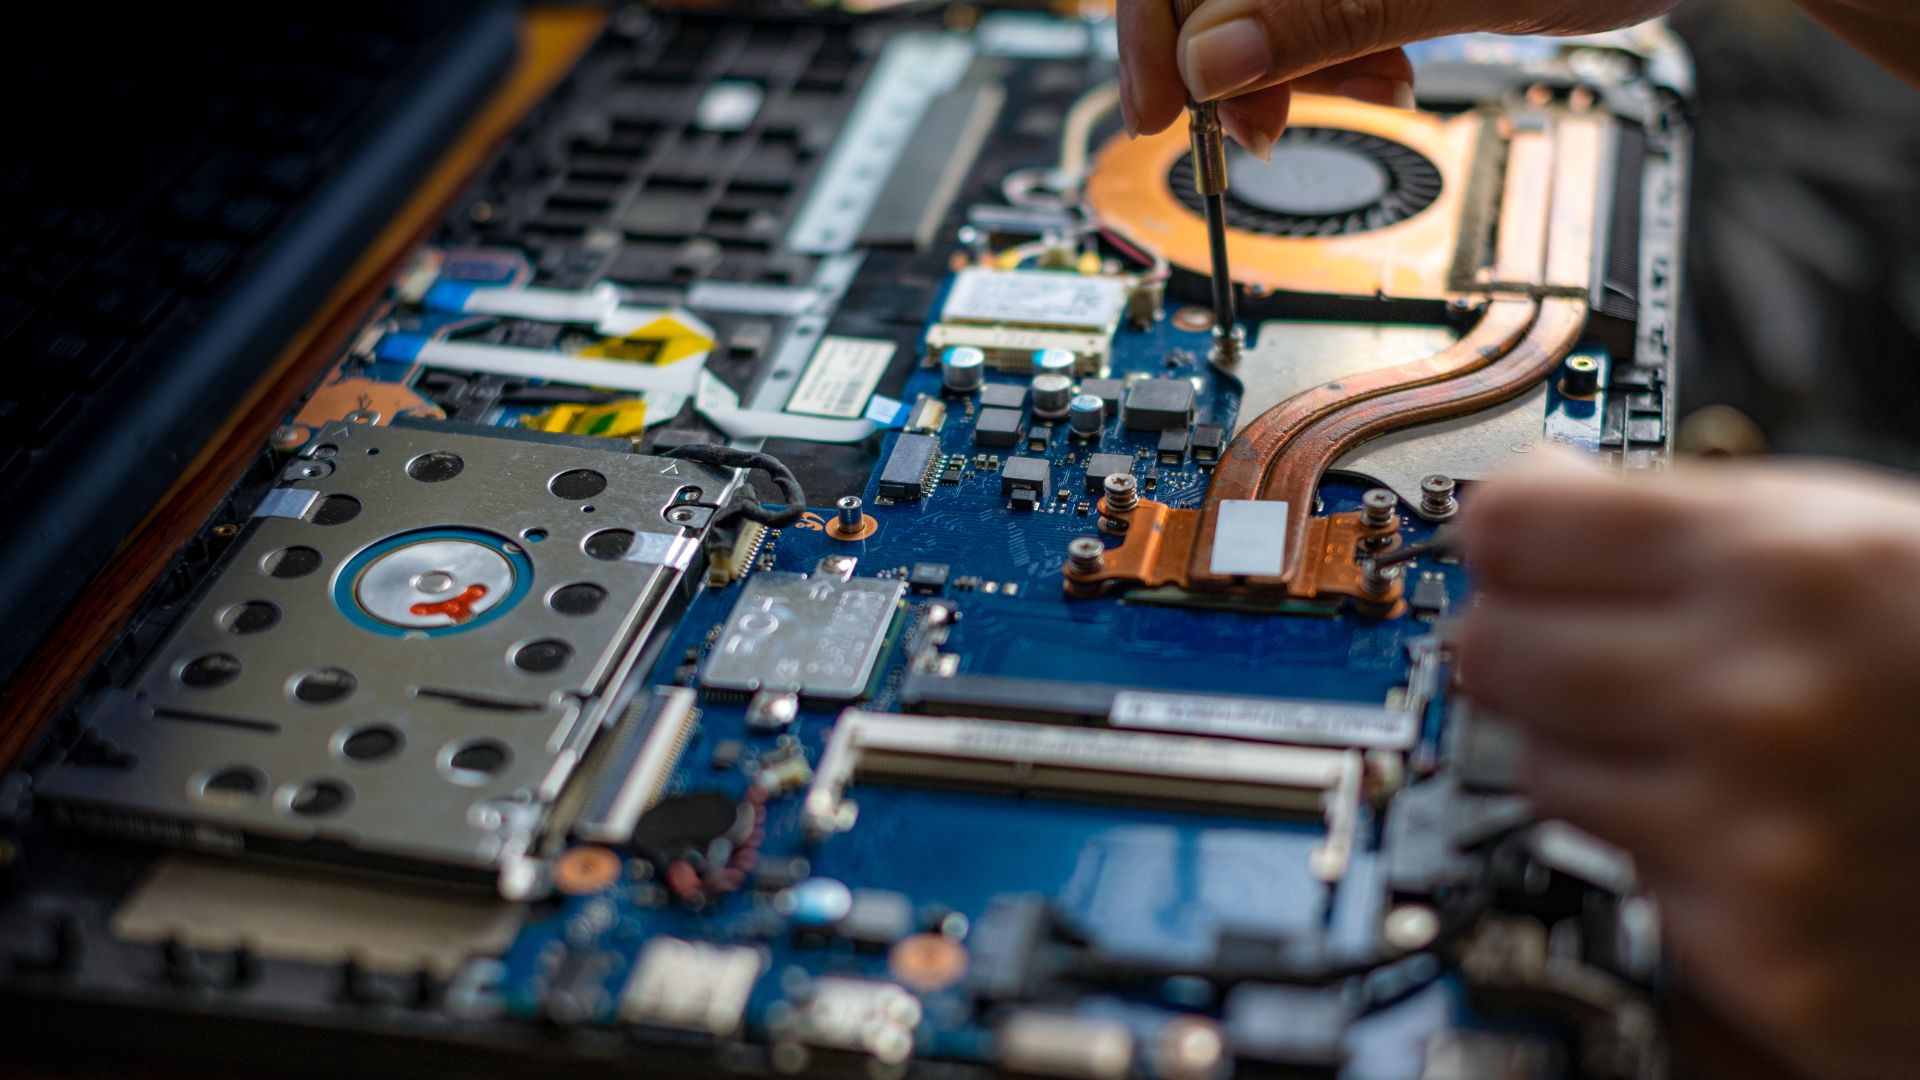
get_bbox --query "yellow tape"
[581,313,713,365]
[520,400,649,437]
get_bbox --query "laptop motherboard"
[3,8,1689,1079]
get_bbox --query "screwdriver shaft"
[1186,99,1239,364]
[1203,190,1236,334]
[1169,0,1238,364]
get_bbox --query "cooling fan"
[1167,127,1445,238]
[1088,94,1487,303]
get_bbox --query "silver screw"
[1102,473,1139,514]
[1067,537,1105,576]
[1211,325,1244,368]
[1419,475,1459,520]
[667,507,698,525]
[1383,904,1440,951]
[1361,488,1397,529]
[1361,558,1403,598]
[836,495,863,532]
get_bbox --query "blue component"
[330,527,533,638]
[374,332,431,363]
[493,282,1530,1069]
[422,280,480,313]
[774,878,854,927]
[1543,348,1609,452]
[1068,393,1105,436]
[865,393,910,428]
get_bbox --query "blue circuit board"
[484,280,1610,1071]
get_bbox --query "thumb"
[1176,0,1493,102]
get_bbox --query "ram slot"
[805,711,1366,880]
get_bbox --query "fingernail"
[1219,108,1273,163]
[1181,19,1271,102]
[1118,64,1141,137]
[1337,75,1416,110]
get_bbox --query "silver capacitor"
[1068,393,1105,437]
[1034,347,1076,377]
[1031,374,1074,419]
[942,346,986,394]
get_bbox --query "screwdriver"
[1171,0,1240,366]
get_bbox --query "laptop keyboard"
[0,6,447,489]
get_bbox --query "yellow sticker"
[581,313,713,366]
[520,401,649,437]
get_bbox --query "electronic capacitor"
[1068,393,1105,437]
[1033,348,1076,377]
[941,346,986,394]
[1031,374,1073,419]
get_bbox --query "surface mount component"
[878,434,941,500]
[701,572,906,701]
[620,937,762,1033]
[1122,379,1196,431]
[976,407,1025,448]
[1000,456,1051,497]
[38,424,737,880]
[1083,453,1135,493]
[980,383,1028,411]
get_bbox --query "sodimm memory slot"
[804,711,1367,880]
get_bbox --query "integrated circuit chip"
[908,563,951,593]
[1157,428,1188,463]
[980,383,1027,410]
[701,573,906,701]
[878,434,940,500]
[1083,452,1134,493]
[1080,378,1123,416]
[1191,423,1225,462]
[975,407,1024,448]
[1000,455,1050,497]
[1122,379,1195,431]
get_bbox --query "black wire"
[660,444,807,528]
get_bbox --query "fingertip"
[1220,81,1289,148]
[1134,101,1182,138]
[1334,75,1415,109]
[1114,0,1185,137]
[1294,48,1417,109]
[1217,108,1268,161]
[1218,86,1287,161]
[1179,17,1274,102]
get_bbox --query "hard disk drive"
[38,423,738,882]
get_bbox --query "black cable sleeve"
[661,445,808,528]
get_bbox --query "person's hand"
[1116,0,1678,157]
[1456,453,1920,1080]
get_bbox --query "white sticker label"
[253,488,319,520]
[1210,500,1289,577]
[1110,691,1419,750]
[625,532,700,570]
[786,336,896,419]
[941,269,1128,330]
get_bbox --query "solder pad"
[38,423,736,875]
